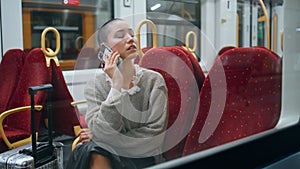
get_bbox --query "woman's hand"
[103,51,123,90]
[77,128,93,143]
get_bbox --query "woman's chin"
[126,52,138,60]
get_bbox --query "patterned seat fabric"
[6,48,51,133]
[0,46,83,152]
[178,47,205,92]
[6,48,81,142]
[0,49,27,152]
[0,127,31,153]
[217,46,236,56]
[0,49,26,114]
[139,46,205,160]
[50,59,82,136]
[183,46,282,156]
[0,49,51,152]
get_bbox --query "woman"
[67,18,168,169]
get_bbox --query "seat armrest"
[0,105,42,149]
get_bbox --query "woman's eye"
[115,32,125,38]
[114,30,134,38]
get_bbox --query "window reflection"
[22,0,112,70]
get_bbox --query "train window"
[22,0,113,70]
[237,0,283,50]
[0,0,293,168]
[237,0,265,47]
[31,11,83,60]
[147,0,200,27]
[146,0,201,60]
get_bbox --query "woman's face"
[106,20,138,60]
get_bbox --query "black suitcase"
[0,84,64,169]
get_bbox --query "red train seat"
[0,49,26,114]
[139,46,204,160]
[0,27,84,152]
[39,27,82,137]
[217,46,236,56]
[178,46,205,92]
[183,46,282,156]
[4,48,82,140]
[50,59,82,136]
[136,19,205,160]
[1,48,51,152]
[0,49,27,152]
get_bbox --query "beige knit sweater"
[84,65,168,158]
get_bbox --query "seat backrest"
[177,46,205,92]
[5,47,82,136]
[217,46,236,56]
[6,48,51,132]
[183,46,282,156]
[0,49,26,114]
[50,59,82,136]
[140,46,204,160]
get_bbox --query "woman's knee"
[89,153,112,169]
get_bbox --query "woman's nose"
[126,34,135,43]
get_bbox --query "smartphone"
[98,43,112,62]
[98,44,121,68]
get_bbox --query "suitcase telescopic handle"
[28,84,53,164]
[28,84,53,95]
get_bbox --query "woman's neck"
[119,59,135,89]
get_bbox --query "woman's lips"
[127,45,137,51]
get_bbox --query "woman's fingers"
[112,52,120,65]
[78,128,90,136]
[78,128,93,143]
[104,51,122,82]
[102,50,123,90]
[105,51,119,65]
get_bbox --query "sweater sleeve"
[84,76,125,134]
[84,74,168,157]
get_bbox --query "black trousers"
[66,141,155,169]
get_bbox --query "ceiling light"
[151,3,161,11]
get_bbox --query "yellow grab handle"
[280,32,284,52]
[75,36,84,52]
[185,31,197,52]
[236,13,239,47]
[44,48,60,67]
[272,15,278,52]
[258,0,270,49]
[41,27,61,67]
[71,100,87,107]
[135,19,158,58]
[72,136,81,151]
